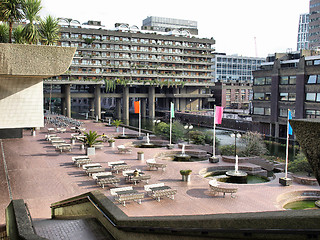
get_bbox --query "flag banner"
[170,102,175,118]
[134,101,140,114]
[288,110,293,135]
[215,106,223,124]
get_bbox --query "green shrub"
[180,170,192,175]
[154,121,184,143]
[220,145,236,156]
[189,130,205,145]
[240,131,268,157]
[288,152,313,176]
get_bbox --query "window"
[265,108,271,115]
[307,75,317,84]
[280,93,288,101]
[253,107,264,115]
[289,76,296,85]
[279,108,288,117]
[306,93,316,101]
[280,76,289,85]
[288,93,296,101]
[265,77,272,85]
[265,92,271,101]
[254,77,265,85]
[253,93,264,100]
[317,94,320,102]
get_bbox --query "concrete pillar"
[90,99,94,118]
[122,86,129,123]
[115,98,121,119]
[141,98,147,118]
[148,86,155,119]
[94,84,101,119]
[173,88,180,110]
[65,84,71,118]
[275,122,280,139]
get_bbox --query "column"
[94,84,101,119]
[90,99,94,118]
[141,98,147,118]
[122,86,129,123]
[148,86,155,119]
[65,84,71,118]
[115,98,122,119]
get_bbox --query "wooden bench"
[110,186,133,197]
[72,156,90,163]
[74,159,92,167]
[86,167,105,176]
[209,180,238,198]
[144,183,165,192]
[146,159,167,171]
[117,145,132,154]
[82,163,102,170]
[129,175,151,185]
[55,144,71,153]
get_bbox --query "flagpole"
[169,102,173,145]
[285,109,290,179]
[213,105,216,158]
[138,100,141,137]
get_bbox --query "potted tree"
[180,170,192,182]
[137,151,144,160]
[79,131,102,156]
[108,138,115,148]
[112,119,122,132]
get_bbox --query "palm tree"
[0,23,9,43]
[39,15,60,45]
[13,24,24,43]
[0,0,24,43]
[21,0,42,44]
[80,131,102,147]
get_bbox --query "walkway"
[0,119,318,225]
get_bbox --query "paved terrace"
[0,120,319,225]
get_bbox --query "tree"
[0,23,9,43]
[13,24,24,43]
[21,0,42,44]
[39,15,60,45]
[154,121,184,143]
[79,131,102,147]
[0,0,24,43]
[240,131,268,157]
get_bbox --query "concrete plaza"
[0,119,318,225]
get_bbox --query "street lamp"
[153,119,161,124]
[230,131,241,156]
[184,124,193,143]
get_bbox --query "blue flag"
[288,110,293,135]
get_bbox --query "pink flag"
[215,106,223,125]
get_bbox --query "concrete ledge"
[0,43,76,77]
[50,191,320,240]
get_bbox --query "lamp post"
[230,131,241,156]
[184,124,193,144]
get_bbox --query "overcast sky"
[40,0,309,58]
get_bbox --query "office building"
[297,13,309,50]
[142,16,198,35]
[252,49,320,138]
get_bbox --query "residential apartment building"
[44,18,215,121]
[309,0,320,49]
[252,50,320,138]
[297,13,309,50]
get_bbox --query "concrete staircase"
[33,218,115,240]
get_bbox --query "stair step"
[33,218,114,240]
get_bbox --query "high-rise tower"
[297,13,309,50]
[309,0,320,49]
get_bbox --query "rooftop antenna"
[254,36,258,57]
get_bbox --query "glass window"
[265,108,271,115]
[280,76,289,85]
[307,75,317,84]
[253,93,264,100]
[314,60,320,65]
[265,77,272,85]
[280,93,288,101]
[265,92,271,101]
[317,93,320,102]
[289,76,296,85]
[288,93,296,101]
[279,108,288,117]
[254,77,265,85]
[253,107,264,115]
[306,93,316,101]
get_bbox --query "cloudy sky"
[40,0,309,58]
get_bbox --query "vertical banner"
[134,101,140,114]
[215,106,223,125]
[288,109,293,135]
[170,102,175,118]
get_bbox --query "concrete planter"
[181,175,191,182]
[109,142,115,148]
[279,177,292,186]
[138,152,144,161]
[209,156,219,163]
[86,147,95,156]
